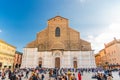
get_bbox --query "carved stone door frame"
[52,50,63,68]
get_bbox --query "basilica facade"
[21,16,96,68]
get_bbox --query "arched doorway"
[73,61,77,68]
[73,57,77,68]
[38,61,42,68]
[38,57,42,68]
[15,64,18,68]
[55,57,60,68]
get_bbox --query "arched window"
[55,27,60,37]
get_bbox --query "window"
[55,27,60,37]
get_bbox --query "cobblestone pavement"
[1,72,120,80]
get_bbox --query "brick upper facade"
[26,16,91,51]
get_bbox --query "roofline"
[95,54,100,56]
[0,39,16,48]
[99,49,105,52]
[15,51,23,54]
[48,16,68,21]
[105,38,120,48]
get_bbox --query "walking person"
[25,69,29,79]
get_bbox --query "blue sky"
[0,0,120,53]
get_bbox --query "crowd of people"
[92,68,120,80]
[0,68,24,80]
[0,67,120,80]
[0,67,82,80]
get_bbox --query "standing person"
[49,69,53,80]
[17,71,23,80]
[119,70,120,77]
[81,69,83,75]
[96,73,102,80]
[1,69,6,80]
[71,73,76,80]
[9,71,18,80]
[64,73,68,80]
[8,69,12,79]
[41,74,45,80]
[29,73,38,80]
[70,74,73,80]
[78,72,81,80]
[36,73,40,80]
[62,76,65,80]
[67,69,71,80]
[103,74,107,80]
[107,74,113,80]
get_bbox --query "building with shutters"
[0,40,16,69]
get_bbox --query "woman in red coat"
[78,72,82,80]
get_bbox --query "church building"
[21,16,96,68]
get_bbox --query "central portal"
[55,57,60,68]
[73,61,77,68]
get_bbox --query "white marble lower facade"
[21,48,96,68]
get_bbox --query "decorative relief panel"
[55,52,60,56]
[52,50,63,57]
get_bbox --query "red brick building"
[14,51,22,68]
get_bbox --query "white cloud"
[86,4,120,53]
[87,23,120,53]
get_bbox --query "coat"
[78,73,81,80]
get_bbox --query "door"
[38,61,42,68]
[55,57,60,68]
[73,61,77,68]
